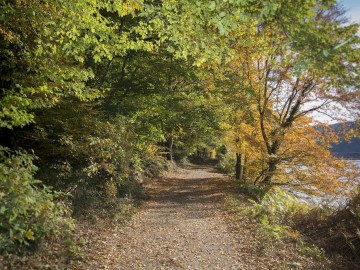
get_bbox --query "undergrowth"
[0,186,144,270]
[224,193,331,269]
[0,155,173,269]
[295,188,360,262]
[249,187,309,232]
[0,148,74,255]
[228,182,360,269]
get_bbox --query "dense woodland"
[1,0,360,267]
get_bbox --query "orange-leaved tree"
[219,3,359,193]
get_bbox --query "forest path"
[85,164,280,269]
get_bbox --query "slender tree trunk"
[167,136,174,161]
[169,136,174,161]
[235,152,243,181]
[243,154,247,183]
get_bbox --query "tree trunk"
[167,136,174,161]
[263,159,277,184]
[235,152,243,181]
[243,154,247,183]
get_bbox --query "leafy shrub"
[215,151,236,174]
[239,183,269,200]
[249,187,309,237]
[142,156,167,178]
[0,147,73,254]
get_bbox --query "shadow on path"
[145,164,237,219]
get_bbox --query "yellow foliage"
[288,230,300,239]
[105,179,117,197]
[144,144,166,159]
[117,0,142,16]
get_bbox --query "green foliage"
[249,187,309,237]
[216,151,236,174]
[0,147,73,254]
[27,102,134,209]
[298,245,325,259]
[23,100,156,221]
[0,0,153,129]
[239,184,269,200]
[143,156,172,178]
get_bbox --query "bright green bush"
[0,147,73,254]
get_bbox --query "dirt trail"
[85,164,277,269]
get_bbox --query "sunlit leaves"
[0,147,73,253]
[0,0,154,129]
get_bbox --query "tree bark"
[263,159,277,184]
[168,136,174,161]
[243,154,247,183]
[235,152,243,181]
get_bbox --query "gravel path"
[85,164,249,269]
[85,164,308,270]
[111,164,246,270]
